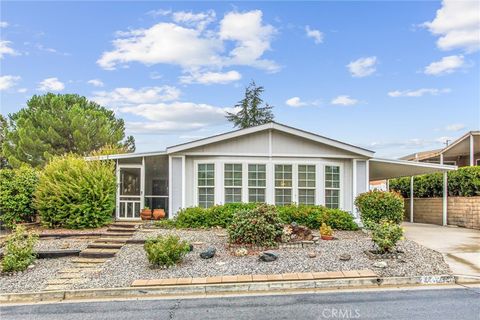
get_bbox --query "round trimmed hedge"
[355,190,404,227]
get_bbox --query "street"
[1,286,479,320]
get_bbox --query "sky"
[1,0,479,158]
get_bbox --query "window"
[248,164,266,202]
[198,163,215,208]
[325,165,340,209]
[224,164,242,203]
[298,165,316,205]
[275,164,292,206]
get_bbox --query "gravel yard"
[0,237,92,256]
[74,228,451,290]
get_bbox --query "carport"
[369,158,457,225]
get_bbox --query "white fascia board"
[85,150,167,161]
[371,157,457,171]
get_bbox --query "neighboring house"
[401,131,480,167]
[88,122,454,220]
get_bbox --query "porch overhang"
[369,158,457,181]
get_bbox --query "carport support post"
[443,172,448,226]
[410,176,414,223]
[470,134,474,166]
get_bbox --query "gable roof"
[166,122,375,157]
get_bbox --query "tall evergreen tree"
[225,81,274,129]
[0,114,10,169]
[2,93,135,168]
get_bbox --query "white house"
[88,122,456,221]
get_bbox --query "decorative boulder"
[339,253,351,261]
[188,244,194,252]
[259,251,278,262]
[307,251,317,258]
[373,261,388,268]
[200,247,216,259]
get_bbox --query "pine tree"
[225,81,274,129]
[2,93,135,168]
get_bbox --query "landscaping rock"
[373,261,388,268]
[188,244,194,252]
[307,251,316,258]
[339,253,351,261]
[234,248,248,257]
[259,251,278,262]
[200,247,216,259]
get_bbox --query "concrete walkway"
[403,223,480,277]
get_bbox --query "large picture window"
[275,164,292,206]
[298,164,316,205]
[198,163,215,208]
[325,165,340,209]
[224,163,242,203]
[248,164,266,203]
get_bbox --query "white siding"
[170,157,183,216]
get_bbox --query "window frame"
[248,163,267,203]
[298,164,316,205]
[274,164,293,206]
[324,165,341,209]
[197,163,215,208]
[224,163,243,203]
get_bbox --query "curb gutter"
[0,275,455,304]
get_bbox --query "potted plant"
[141,207,152,220]
[320,223,334,240]
[153,208,166,220]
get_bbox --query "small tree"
[225,81,274,129]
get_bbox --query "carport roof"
[369,158,457,181]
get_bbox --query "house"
[401,131,480,167]
[88,122,456,221]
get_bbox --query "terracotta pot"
[141,209,152,220]
[153,209,166,220]
[321,235,334,240]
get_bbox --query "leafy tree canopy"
[225,81,274,129]
[2,93,135,168]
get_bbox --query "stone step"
[80,248,119,258]
[88,243,123,249]
[110,223,138,229]
[101,232,134,237]
[72,258,108,264]
[106,227,136,233]
[94,237,128,244]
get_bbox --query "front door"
[117,165,143,219]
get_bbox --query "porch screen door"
[118,166,142,219]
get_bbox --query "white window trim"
[324,164,342,209]
[247,163,267,203]
[192,159,344,209]
[224,163,243,203]
[298,164,317,205]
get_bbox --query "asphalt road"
[1,287,479,320]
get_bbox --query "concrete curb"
[454,274,480,284]
[0,275,455,305]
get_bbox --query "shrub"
[228,204,284,247]
[34,155,116,229]
[0,166,38,228]
[144,235,190,268]
[1,225,38,273]
[154,219,176,229]
[355,191,404,228]
[277,204,357,230]
[371,220,404,253]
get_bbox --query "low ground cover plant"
[370,220,404,253]
[1,225,38,273]
[0,166,38,228]
[144,235,190,268]
[278,204,358,230]
[35,155,116,229]
[228,204,284,247]
[355,190,404,228]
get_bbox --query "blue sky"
[1,1,479,158]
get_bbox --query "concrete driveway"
[403,223,480,277]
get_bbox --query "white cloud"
[90,86,181,107]
[17,88,27,93]
[305,26,323,44]
[424,55,464,75]
[121,102,235,134]
[179,70,241,84]
[347,56,377,77]
[149,71,163,80]
[0,40,19,59]
[331,95,358,106]
[37,77,65,92]
[423,0,480,53]
[0,75,21,91]
[98,10,279,74]
[0,21,8,28]
[172,10,216,31]
[87,79,104,87]
[285,97,307,107]
[445,123,465,132]
[388,88,451,97]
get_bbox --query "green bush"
[355,190,404,228]
[228,204,283,246]
[277,204,357,230]
[0,166,38,228]
[34,155,116,229]
[371,220,404,253]
[153,219,176,229]
[144,235,190,268]
[390,166,480,198]
[1,225,38,273]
